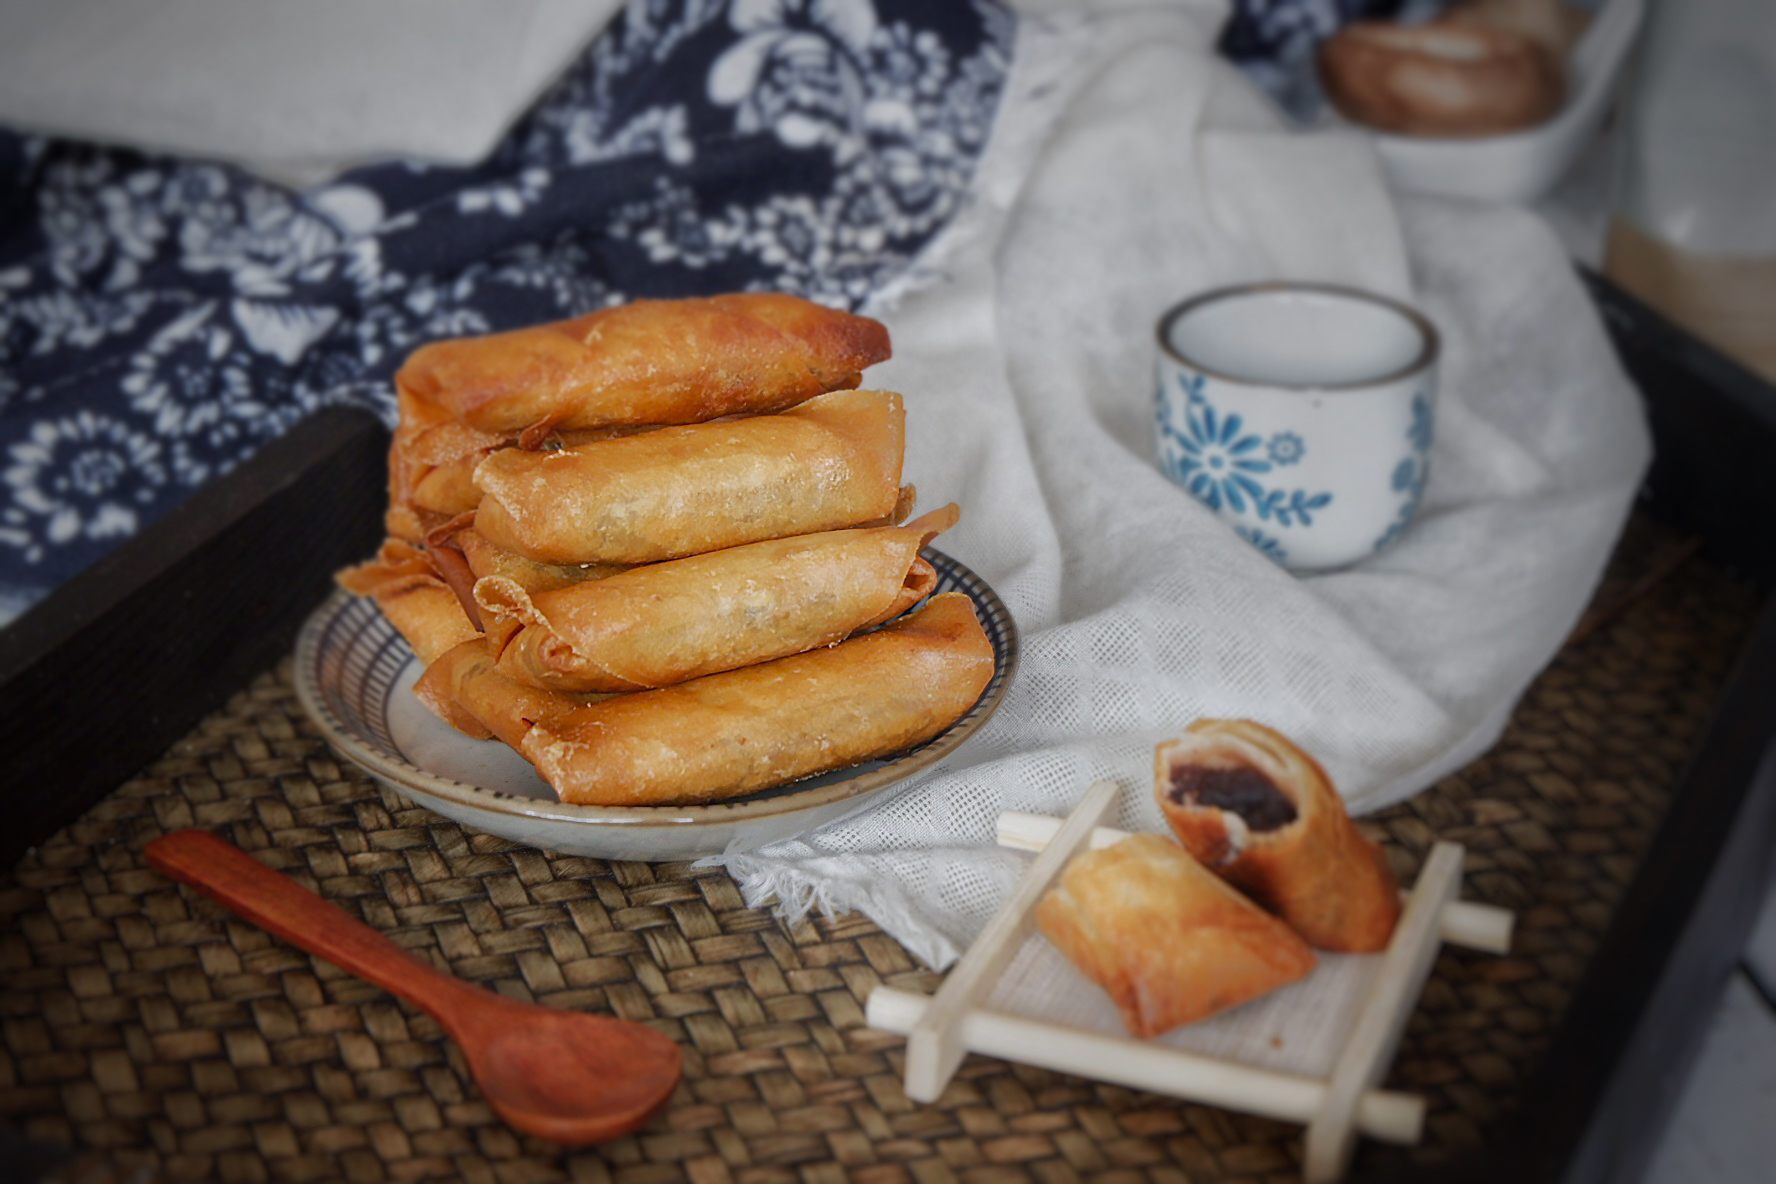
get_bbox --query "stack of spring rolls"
[337,292,998,807]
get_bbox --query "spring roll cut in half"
[1154,719,1401,952]
[520,592,996,806]
[396,291,891,440]
[1037,834,1316,1038]
[476,505,959,692]
[472,388,906,565]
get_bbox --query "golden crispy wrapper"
[396,292,891,438]
[384,387,506,543]
[385,390,658,540]
[519,592,995,807]
[471,388,906,565]
[1037,834,1316,1039]
[448,525,629,595]
[335,539,479,666]
[477,505,957,693]
[1154,719,1402,952]
[412,639,617,747]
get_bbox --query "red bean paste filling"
[1167,764,1298,832]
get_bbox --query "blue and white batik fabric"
[0,0,1015,625]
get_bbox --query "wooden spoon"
[145,829,681,1144]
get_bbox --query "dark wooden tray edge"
[1,276,1772,1184]
[0,405,390,870]
[1516,273,1776,1184]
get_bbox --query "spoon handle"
[145,828,477,1020]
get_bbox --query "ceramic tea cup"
[1153,282,1439,572]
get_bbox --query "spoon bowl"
[463,999,682,1143]
[145,829,682,1145]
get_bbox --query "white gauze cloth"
[706,0,1652,972]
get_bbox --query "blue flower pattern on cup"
[1267,431,1305,466]
[1372,390,1433,553]
[1408,390,1433,451]
[1155,372,1335,533]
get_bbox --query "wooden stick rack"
[865,781,1516,1183]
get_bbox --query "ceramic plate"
[293,549,1018,860]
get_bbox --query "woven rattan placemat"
[1,516,1760,1184]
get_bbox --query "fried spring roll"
[413,639,617,745]
[387,389,664,540]
[336,539,479,665]
[472,388,907,565]
[520,592,995,806]
[396,292,891,440]
[477,505,959,692]
[1154,719,1401,952]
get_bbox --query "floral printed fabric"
[0,0,1013,625]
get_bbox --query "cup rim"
[1155,281,1440,391]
